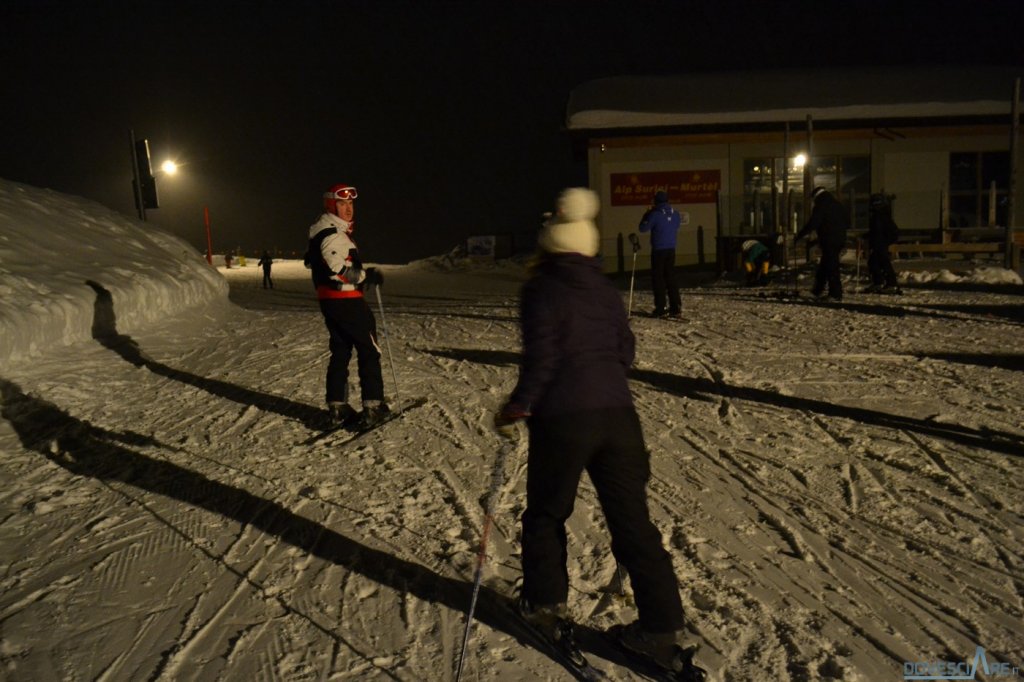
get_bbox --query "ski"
[503,597,608,681]
[299,397,427,446]
[605,624,709,682]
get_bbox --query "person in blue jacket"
[638,190,682,317]
[495,188,703,676]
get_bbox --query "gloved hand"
[365,267,384,286]
[494,402,529,439]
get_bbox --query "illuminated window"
[742,155,870,231]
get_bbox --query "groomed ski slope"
[1,182,1022,680]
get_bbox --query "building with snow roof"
[567,67,1022,272]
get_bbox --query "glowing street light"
[161,160,178,175]
[793,153,807,168]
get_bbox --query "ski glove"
[365,267,384,286]
[494,402,530,439]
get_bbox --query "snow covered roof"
[566,66,1021,131]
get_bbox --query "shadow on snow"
[423,348,1024,458]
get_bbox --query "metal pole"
[204,206,213,265]
[129,129,146,222]
[374,284,402,411]
[627,252,638,318]
[783,122,790,234]
[803,115,814,225]
[454,436,518,681]
[1007,77,1020,269]
[627,233,640,318]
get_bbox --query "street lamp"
[161,160,178,175]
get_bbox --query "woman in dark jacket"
[497,188,702,676]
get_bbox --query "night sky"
[3,0,1023,263]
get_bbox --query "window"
[949,151,1009,227]
[742,154,870,231]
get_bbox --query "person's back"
[517,254,634,417]
[801,190,849,243]
[498,188,701,679]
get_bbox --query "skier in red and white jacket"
[305,183,388,430]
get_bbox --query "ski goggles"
[325,186,358,200]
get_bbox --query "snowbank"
[0,179,227,369]
[900,266,1023,286]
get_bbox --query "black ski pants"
[868,246,898,287]
[521,408,685,633]
[319,298,384,405]
[650,248,681,315]
[812,238,844,299]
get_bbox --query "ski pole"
[455,433,519,682]
[373,284,402,412]
[627,233,641,318]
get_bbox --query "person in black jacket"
[865,193,902,294]
[796,187,849,301]
[495,188,702,675]
[257,250,274,289]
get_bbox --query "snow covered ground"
[1,179,1022,681]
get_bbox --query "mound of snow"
[0,179,227,369]
[900,266,1023,286]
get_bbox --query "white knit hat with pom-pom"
[537,188,600,257]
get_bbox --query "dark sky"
[3,0,1023,263]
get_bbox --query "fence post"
[1007,76,1020,269]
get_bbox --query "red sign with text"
[610,170,721,206]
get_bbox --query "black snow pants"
[319,298,384,404]
[868,246,898,287]
[521,408,685,633]
[650,248,681,315]
[812,237,845,300]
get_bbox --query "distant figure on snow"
[796,186,849,301]
[224,252,233,269]
[865,193,902,295]
[638,190,682,318]
[257,250,274,289]
[304,183,388,431]
[495,187,706,678]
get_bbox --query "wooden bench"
[888,241,1019,269]
[889,242,1001,254]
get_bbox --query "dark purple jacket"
[508,253,636,417]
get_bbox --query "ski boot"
[515,597,589,669]
[327,402,358,429]
[516,598,570,641]
[355,401,392,431]
[614,621,708,681]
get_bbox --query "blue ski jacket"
[638,201,681,251]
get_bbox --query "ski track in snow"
[1,261,1023,681]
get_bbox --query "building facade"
[567,67,1022,273]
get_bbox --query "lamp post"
[129,129,159,221]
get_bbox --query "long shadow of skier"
[631,367,1024,458]
[86,280,325,429]
[0,378,630,680]
[424,347,1024,458]
[913,351,1024,372]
